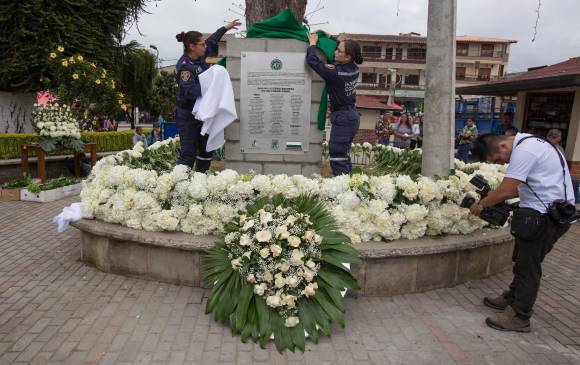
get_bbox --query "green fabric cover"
[222,8,337,130]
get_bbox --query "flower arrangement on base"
[203,194,360,352]
[32,103,83,153]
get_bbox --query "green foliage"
[39,176,79,190]
[26,183,41,194]
[44,49,127,118]
[0,1,153,92]
[148,71,177,121]
[204,194,360,352]
[0,131,146,160]
[1,175,32,189]
[115,139,179,174]
[364,148,423,177]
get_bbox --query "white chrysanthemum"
[337,190,360,210]
[188,173,209,200]
[396,175,419,200]
[369,175,397,204]
[417,177,442,204]
[402,204,429,223]
[251,175,275,196]
[292,175,320,195]
[401,221,428,240]
[319,175,350,199]
[256,230,272,243]
[271,175,299,198]
[170,164,190,183]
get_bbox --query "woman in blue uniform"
[306,32,363,176]
[174,19,241,172]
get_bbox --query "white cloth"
[192,65,237,151]
[506,133,575,213]
[53,202,83,232]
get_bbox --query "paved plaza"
[1,197,580,365]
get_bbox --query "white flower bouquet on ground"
[203,194,360,352]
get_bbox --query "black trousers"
[175,107,213,172]
[505,218,570,319]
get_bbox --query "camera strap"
[515,135,568,206]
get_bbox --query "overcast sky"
[125,0,580,72]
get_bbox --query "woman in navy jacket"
[306,32,363,175]
[174,19,240,171]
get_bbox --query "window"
[385,48,393,60]
[395,48,403,60]
[456,67,466,80]
[407,47,426,60]
[362,46,381,59]
[456,43,469,56]
[481,44,494,57]
[361,73,377,83]
[405,74,419,85]
[478,68,491,80]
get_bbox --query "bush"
[0,130,149,160]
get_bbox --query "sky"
[125,0,580,72]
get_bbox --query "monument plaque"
[240,52,312,155]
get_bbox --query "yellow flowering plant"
[43,46,126,123]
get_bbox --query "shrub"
[0,130,149,160]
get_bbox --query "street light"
[149,44,159,70]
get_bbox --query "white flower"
[285,276,299,288]
[305,260,316,270]
[231,258,242,270]
[254,283,267,296]
[270,244,282,257]
[303,230,315,242]
[259,247,270,258]
[282,294,297,308]
[255,229,272,243]
[290,249,304,265]
[266,295,282,308]
[287,235,301,247]
[284,316,300,328]
[303,268,315,282]
[275,225,289,238]
[285,215,297,226]
[277,261,290,273]
[263,271,274,282]
[274,274,286,288]
[242,220,255,231]
[259,210,273,225]
[133,141,145,153]
[247,273,256,283]
[302,282,318,297]
[239,234,252,246]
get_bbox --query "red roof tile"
[356,95,403,110]
[498,57,580,83]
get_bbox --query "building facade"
[344,32,516,142]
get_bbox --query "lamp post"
[149,44,159,70]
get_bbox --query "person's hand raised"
[225,19,242,30]
[307,32,318,46]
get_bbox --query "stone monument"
[224,38,325,176]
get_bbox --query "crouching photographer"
[468,132,577,333]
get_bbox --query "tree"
[245,0,307,25]
[148,71,178,122]
[0,1,152,132]
[116,41,157,128]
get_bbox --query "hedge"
[0,130,150,160]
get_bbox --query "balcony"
[456,51,508,61]
[358,82,424,91]
[361,52,426,64]
[456,74,501,82]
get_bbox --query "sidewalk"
[1,197,579,365]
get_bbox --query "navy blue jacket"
[306,45,359,111]
[174,26,227,110]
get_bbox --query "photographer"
[469,132,575,332]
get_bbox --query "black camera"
[548,199,580,224]
[460,175,513,226]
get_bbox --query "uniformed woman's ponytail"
[176,31,203,52]
[344,39,363,65]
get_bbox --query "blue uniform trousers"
[175,107,213,172]
[329,109,360,176]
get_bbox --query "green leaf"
[255,297,272,348]
[235,284,254,330]
[290,323,306,352]
[298,299,318,343]
[318,265,360,290]
[313,289,346,328]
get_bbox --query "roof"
[345,33,517,44]
[356,95,403,110]
[457,56,580,96]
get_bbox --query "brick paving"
[1,196,580,365]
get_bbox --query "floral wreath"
[203,194,360,352]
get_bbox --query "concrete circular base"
[71,219,514,297]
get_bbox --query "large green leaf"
[235,284,254,330]
[318,265,360,290]
[297,299,318,344]
[313,289,346,328]
[255,297,272,348]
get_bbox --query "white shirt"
[192,65,237,151]
[506,133,575,213]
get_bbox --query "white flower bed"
[80,140,507,243]
[32,103,81,139]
